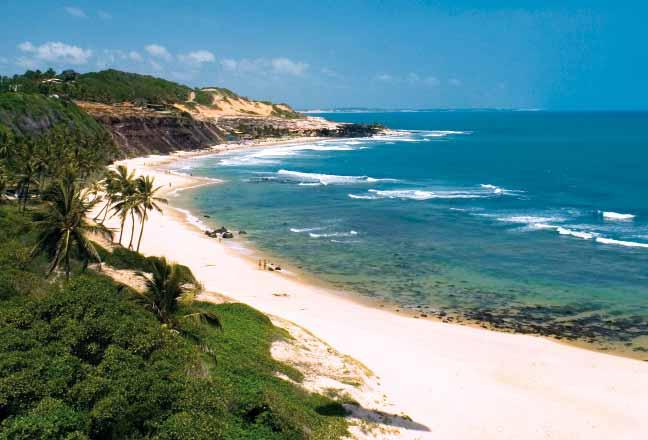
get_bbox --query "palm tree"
[93,170,118,223]
[110,165,136,245]
[16,158,38,213]
[135,175,167,252]
[31,176,113,280]
[137,257,221,330]
[0,131,13,160]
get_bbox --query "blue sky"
[1,1,646,110]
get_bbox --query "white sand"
[102,146,648,439]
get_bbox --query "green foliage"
[31,176,112,279]
[193,89,215,106]
[95,245,154,272]
[0,204,349,438]
[271,104,300,119]
[61,70,191,104]
[0,93,113,142]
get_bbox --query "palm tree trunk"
[65,251,70,281]
[136,210,147,252]
[94,199,109,222]
[101,199,112,224]
[128,209,136,249]
[119,215,126,245]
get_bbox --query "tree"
[110,165,137,245]
[138,257,221,330]
[93,169,118,223]
[31,176,112,280]
[135,175,167,252]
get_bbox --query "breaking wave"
[601,211,636,221]
[277,170,397,185]
[309,230,358,238]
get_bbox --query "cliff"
[1,69,385,159]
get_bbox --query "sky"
[1,1,647,110]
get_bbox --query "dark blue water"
[174,111,648,356]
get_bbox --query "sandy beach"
[101,141,648,439]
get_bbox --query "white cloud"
[98,10,112,20]
[145,44,172,61]
[376,73,393,82]
[64,6,86,18]
[221,57,308,76]
[128,51,143,62]
[18,41,92,65]
[449,78,462,87]
[271,58,308,76]
[180,50,215,65]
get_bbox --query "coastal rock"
[222,232,234,239]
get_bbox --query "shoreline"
[107,138,648,439]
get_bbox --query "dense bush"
[60,70,191,104]
[193,89,215,107]
[0,93,113,144]
[0,205,349,438]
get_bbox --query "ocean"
[172,111,648,357]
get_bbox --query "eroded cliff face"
[76,101,385,158]
[93,114,226,157]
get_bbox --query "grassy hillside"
[68,70,192,104]
[0,93,112,140]
[0,205,348,439]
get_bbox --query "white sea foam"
[595,237,648,248]
[175,208,210,232]
[290,226,325,233]
[349,185,516,201]
[348,193,378,200]
[420,130,470,137]
[556,227,598,240]
[496,215,566,227]
[219,142,367,167]
[602,211,636,221]
[479,183,524,196]
[277,170,396,185]
[309,230,358,238]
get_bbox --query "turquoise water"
[173,111,648,356]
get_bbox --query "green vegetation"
[193,89,215,107]
[0,107,349,438]
[0,93,113,141]
[1,69,191,105]
[67,70,192,104]
[31,177,112,280]
[271,104,300,119]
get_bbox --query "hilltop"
[0,69,383,157]
[1,69,301,118]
